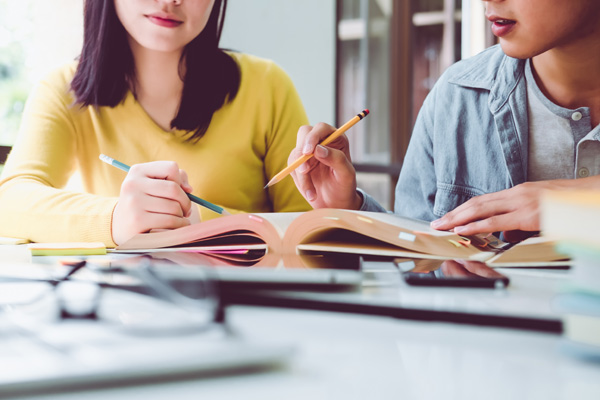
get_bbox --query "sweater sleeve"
[0,70,118,246]
[261,63,311,213]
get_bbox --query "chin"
[500,40,535,60]
[498,40,545,60]
[140,39,186,54]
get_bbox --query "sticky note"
[28,242,107,256]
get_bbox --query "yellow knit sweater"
[0,52,310,246]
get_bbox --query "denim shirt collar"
[447,52,526,113]
[447,50,529,186]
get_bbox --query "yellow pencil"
[265,109,370,188]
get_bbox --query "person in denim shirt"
[288,0,600,241]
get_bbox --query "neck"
[129,39,185,102]
[531,34,600,127]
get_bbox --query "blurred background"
[0,0,495,208]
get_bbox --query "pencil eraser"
[363,109,370,115]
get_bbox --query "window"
[336,0,492,209]
[0,0,82,148]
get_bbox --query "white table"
[12,305,599,400]
[1,246,599,400]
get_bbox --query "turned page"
[283,209,494,260]
[117,212,302,253]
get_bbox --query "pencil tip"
[263,184,269,189]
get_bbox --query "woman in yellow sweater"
[0,0,309,246]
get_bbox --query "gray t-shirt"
[526,59,600,181]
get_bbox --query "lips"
[146,13,183,28]
[487,15,516,37]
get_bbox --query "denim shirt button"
[578,167,589,178]
[572,111,583,121]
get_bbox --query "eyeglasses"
[0,257,223,339]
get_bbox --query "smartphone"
[394,258,509,289]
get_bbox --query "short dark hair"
[71,0,240,142]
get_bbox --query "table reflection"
[395,258,510,287]
[124,250,363,271]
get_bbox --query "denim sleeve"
[393,85,439,222]
[357,188,388,212]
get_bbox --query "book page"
[284,209,485,259]
[251,212,302,238]
[117,212,304,253]
[356,212,456,236]
[485,236,568,266]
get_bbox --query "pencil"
[99,154,229,215]
[264,109,370,188]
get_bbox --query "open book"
[116,209,567,265]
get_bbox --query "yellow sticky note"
[28,242,107,256]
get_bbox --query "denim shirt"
[362,45,529,221]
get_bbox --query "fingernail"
[315,145,328,158]
[430,219,442,228]
[306,190,316,201]
[302,143,313,155]
[454,226,466,234]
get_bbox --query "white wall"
[220,0,337,125]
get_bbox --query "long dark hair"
[71,0,240,142]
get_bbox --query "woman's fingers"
[140,178,192,215]
[129,161,185,185]
[136,210,192,233]
[179,168,193,193]
[126,161,192,215]
[111,195,192,245]
[111,161,197,245]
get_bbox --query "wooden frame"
[0,145,10,165]
[353,0,413,207]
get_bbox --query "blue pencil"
[99,154,228,215]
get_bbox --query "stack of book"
[541,190,600,359]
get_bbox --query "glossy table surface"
[8,304,598,400]
[0,246,599,400]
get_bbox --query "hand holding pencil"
[100,156,227,245]
[279,110,369,210]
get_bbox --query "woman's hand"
[430,180,579,241]
[111,161,197,245]
[289,123,362,210]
